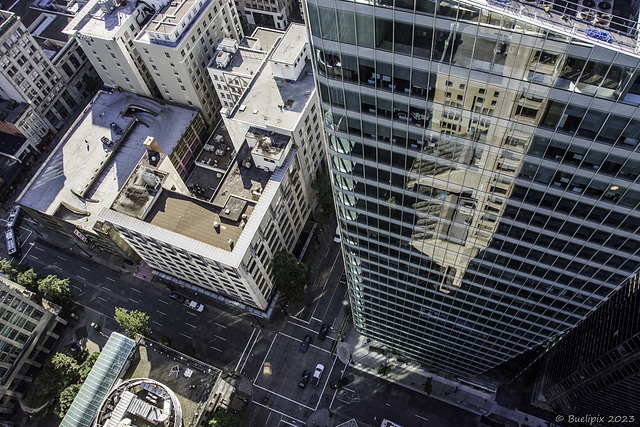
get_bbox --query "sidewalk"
[332,321,550,427]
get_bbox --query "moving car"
[318,324,329,340]
[187,300,204,312]
[300,335,311,353]
[110,122,123,134]
[169,292,186,303]
[298,369,311,388]
[333,226,341,243]
[311,364,324,386]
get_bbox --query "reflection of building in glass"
[306,0,640,383]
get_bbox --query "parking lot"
[253,332,337,411]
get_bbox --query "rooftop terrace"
[65,0,141,39]
[18,90,197,231]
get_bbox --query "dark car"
[110,122,123,135]
[298,369,311,388]
[300,335,311,353]
[169,292,186,303]
[318,323,329,340]
[339,274,347,285]
[330,377,349,389]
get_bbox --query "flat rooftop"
[250,27,282,53]
[210,47,267,76]
[142,142,270,252]
[18,90,197,231]
[269,23,306,65]
[230,61,316,130]
[66,0,139,39]
[148,0,201,36]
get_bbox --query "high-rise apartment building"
[305,0,640,382]
[65,0,244,126]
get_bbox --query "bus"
[5,228,19,257]
[6,205,22,231]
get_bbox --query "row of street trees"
[0,258,71,307]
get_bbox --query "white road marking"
[237,328,259,374]
[98,297,107,302]
[101,286,112,291]
[252,382,317,411]
[34,246,44,252]
[152,321,163,327]
[131,288,142,294]
[76,276,86,281]
[180,333,191,339]
[29,255,38,260]
[56,256,66,261]
[106,277,115,282]
[214,322,227,329]
[72,285,83,291]
[129,298,139,304]
[81,266,90,271]
[185,322,196,328]
[279,332,332,354]
[214,335,227,341]
[210,346,222,352]
[186,311,197,317]
[337,399,351,405]
[158,300,168,305]
[156,310,167,316]
[416,415,429,421]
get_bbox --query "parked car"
[300,335,311,353]
[318,324,329,340]
[187,300,204,312]
[330,377,349,389]
[298,369,311,388]
[333,226,341,243]
[110,122,123,134]
[311,364,324,386]
[169,292,186,303]
[339,274,347,285]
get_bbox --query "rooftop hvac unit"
[141,171,161,189]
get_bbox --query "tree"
[78,352,100,382]
[311,173,334,215]
[378,363,391,377]
[56,383,82,418]
[208,410,242,427]
[38,275,71,305]
[114,307,152,338]
[422,377,433,395]
[0,258,19,281]
[17,268,39,292]
[271,251,312,303]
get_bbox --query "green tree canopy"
[311,172,334,215]
[208,411,242,427]
[0,258,21,282]
[114,307,152,338]
[78,351,100,382]
[271,251,312,303]
[38,275,71,306]
[17,268,39,292]
[56,383,82,418]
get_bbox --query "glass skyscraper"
[304,0,640,379]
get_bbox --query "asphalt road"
[1,217,482,427]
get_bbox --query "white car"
[187,300,204,312]
[333,226,341,243]
[311,364,324,386]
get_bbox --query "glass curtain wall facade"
[304,0,640,377]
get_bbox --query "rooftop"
[65,0,142,39]
[18,90,197,231]
[269,23,307,65]
[210,45,267,76]
[148,0,199,35]
[229,61,316,130]
[141,141,270,252]
[249,27,282,53]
